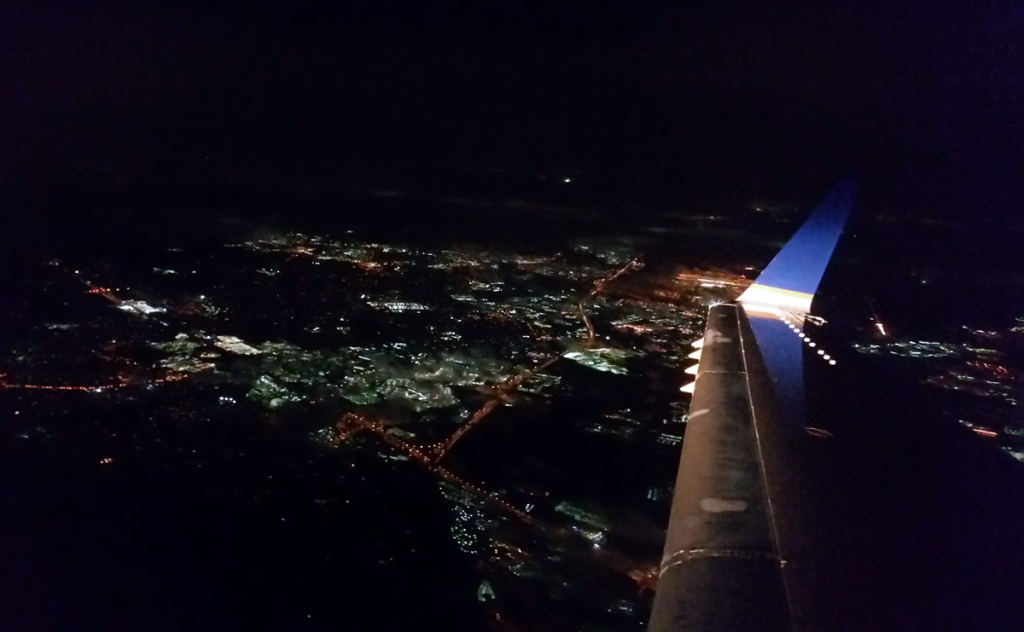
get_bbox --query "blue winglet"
[739,182,855,429]
[739,182,855,313]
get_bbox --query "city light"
[12,194,1016,632]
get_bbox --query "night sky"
[0,0,1020,218]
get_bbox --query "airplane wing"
[648,183,856,632]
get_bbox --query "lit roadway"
[579,302,597,345]
[590,257,643,298]
[0,374,188,392]
[338,413,536,524]
[336,412,658,588]
[580,257,642,347]
[428,354,562,461]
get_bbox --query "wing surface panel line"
[735,304,798,632]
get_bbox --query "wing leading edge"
[648,184,854,632]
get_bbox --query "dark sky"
[0,0,1020,217]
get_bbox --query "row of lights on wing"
[780,315,836,365]
[679,312,838,394]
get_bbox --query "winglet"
[739,181,855,314]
